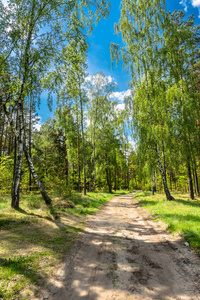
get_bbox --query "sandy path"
[46,193,200,300]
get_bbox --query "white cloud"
[116,103,125,111]
[107,75,113,83]
[180,0,188,11]
[85,75,92,83]
[33,116,42,131]
[192,0,200,7]
[1,0,8,6]
[33,123,41,131]
[85,118,90,127]
[110,89,132,103]
[180,0,200,16]
[85,74,116,87]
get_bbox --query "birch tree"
[111,0,174,200]
[163,10,200,199]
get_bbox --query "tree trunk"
[93,137,96,192]
[105,152,112,193]
[156,145,174,200]
[144,71,173,200]
[109,169,112,193]
[151,177,155,195]
[3,104,51,206]
[64,137,68,187]
[93,118,97,192]
[13,111,18,190]
[29,96,32,192]
[151,171,156,195]
[162,141,167,181]
[187,158,194,200]
[106,167,112,193]
[11,106,24,209]
[193,168,199,197]
[114,166,117,191]
[76,111,81,193]
[68,145,71,184]
[3,120,8,154]
[93,97,99,192]
[0,112,5,158]
[89,129,92,192]
[23,144,51,205]
[80,90,86,195]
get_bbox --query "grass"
[134,191,200,255]
[0,189,132,299]
[65,190,133,216]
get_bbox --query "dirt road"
[46,193,200,300]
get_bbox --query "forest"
[0,0,200,205]
[1,0,200,299]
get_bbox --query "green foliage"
[0,155,13,193]
[111,0,200,198]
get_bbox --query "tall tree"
[111,0,174,200]
[163,11,199,199]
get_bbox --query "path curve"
[46,193,200,300]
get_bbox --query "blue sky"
[34,0,200,122]
[86,0,200,89]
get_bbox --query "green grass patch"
[0,255,43,299]
[134,191,200,254]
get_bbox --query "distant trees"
[30,72,132,194]
[87,72,117,191]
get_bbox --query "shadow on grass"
[0,217,31,228]
[139,200,158,206]
[172,198,200,208]
[17,208,54,221]
[138,197,200,209]
[113,191,132,195]
[134,191,152,198]
[0,255,44,299]
[161,213,200,225]
[65,224,84,233]
[0,256,43,283]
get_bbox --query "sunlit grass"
[135,191,200,254]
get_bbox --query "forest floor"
[43,193,200,300]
